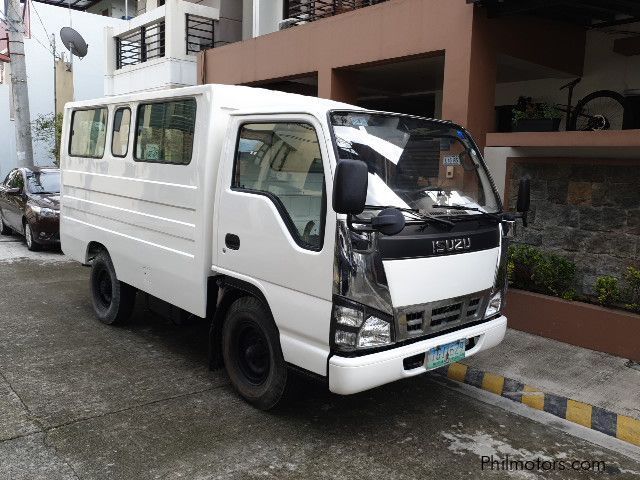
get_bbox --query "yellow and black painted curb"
[437,362,640,448]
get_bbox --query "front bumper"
[328,315,507,395]
[27,215,60,244]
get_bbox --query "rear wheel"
[90,250,136,325]
[24,223,39,251]
[222,296,288,410]
[0,216,11,235]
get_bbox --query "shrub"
[512,96,562,126]
[508,244,576,299]
[595,276,620,307]
[623,266,640,313]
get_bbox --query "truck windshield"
[330,111,501,217]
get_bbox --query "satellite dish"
[60,27,88,67]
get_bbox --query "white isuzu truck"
[60,84,529,409]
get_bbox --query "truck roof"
[63,84,363,118]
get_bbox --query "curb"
[438,362,640,448]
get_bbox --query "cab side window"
[112,107,131,157]
[69,108,108,158]
[134,99,196,165]
[233,122,325,250]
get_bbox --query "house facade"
[196,0,640,300]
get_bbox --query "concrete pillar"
[55,59,74,114]
[318,68,358,104]
[104,26,116,96]
[7,0,33,167]
[442,8,497,148]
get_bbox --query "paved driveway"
[1,248,639,479]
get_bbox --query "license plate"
[426,339,465,370]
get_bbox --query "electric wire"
[31,32,55,55]
[30,0,52,48]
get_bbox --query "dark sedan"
[0,167,60,251]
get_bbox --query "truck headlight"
[484,291,502,318]
[332,297,394,351]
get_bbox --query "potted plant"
[512,96,562,132]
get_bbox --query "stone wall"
[506,159,640,296]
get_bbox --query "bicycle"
[557,77,627,131]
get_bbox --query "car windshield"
[330,111,501,217]
[26,171,60,194]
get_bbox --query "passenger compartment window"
[111,107,131,157]
[134,99,196,165]
[69,108,108,158]
[233,122,325,250]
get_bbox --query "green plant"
[508,244,576,299]
[512,96,561,126]
[595,275,620,306]
[31,112,63,166]
[622,266,640,313]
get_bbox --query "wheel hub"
[237,323,270,385]
[96,268,112,307]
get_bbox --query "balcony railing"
[116,20,166,69]
[186,14,215,54]
[285,0,388,25]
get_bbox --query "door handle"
[225,233,240,250]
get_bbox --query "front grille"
[466,298,480,316]
[406,311,424,332]
[430,302,463,326]
[397,290,490,340]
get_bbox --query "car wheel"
[0,216,11,235]
[222,296,288,410]
[24,223,40,251]
[90,250,136,325]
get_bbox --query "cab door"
[213,114,336,375]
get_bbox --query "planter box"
[513,118,561,132]
[504,289,640,361]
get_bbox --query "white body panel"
[60,85,352,374]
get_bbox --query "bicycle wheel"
[569,90,626,131]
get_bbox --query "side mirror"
[6,187,21,196]
[332,159,368,215]
[516,176,531,227]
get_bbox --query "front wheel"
[24,223,39,251]
[222,296,288,410]
[90,251,136,325]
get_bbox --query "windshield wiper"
[432,204,501,221]
[363,205,454,228]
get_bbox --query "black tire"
[24,222,40,251]
[569,90,626,131]
[90,250,136,325]
[0,215,11,235]
[222,296,288,410]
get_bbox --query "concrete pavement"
[1,243,640,478]
[463,329,640,420]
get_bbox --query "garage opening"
[345,54,445,120]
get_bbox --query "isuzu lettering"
[60,84,530,409]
